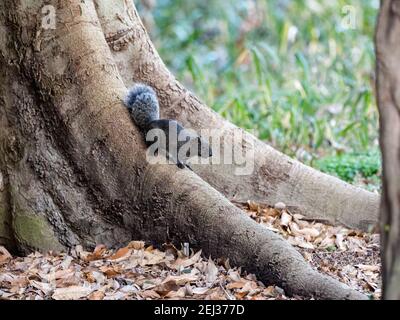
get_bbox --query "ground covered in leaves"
[0,202,380,300]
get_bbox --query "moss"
[13,212,64,252]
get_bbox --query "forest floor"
[0,201,380,300]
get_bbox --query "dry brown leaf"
[192,287,210,295]
[162,274,198,286]
[263,286,277,297]
[262,208,280,218]
[60,256,73,270]
[280,211,292,227]
[226,281,246,290]
[235,291,248,299]
[293,213,306,221]
[320,236,335,248]
[165,287,186,299]
[52,286,92,300]
[140,289,161,299]
[247,200,260,212]
[289,222,320,240]
[205,258,219,284]
[128,241,145,250]
[169,250,202,270]
[228,270,241,282]
[108,247,132,262]
[0,246,12,264]
[356,264,380,272]
[274,202,286,210]
[88,290,105,300]
[145,245,154,252]
[55,274,82,288]
[288,236,315,250]
[335,234,347,251]
[238,281,257,293]
[86,244,107,261]
[184,283,193,296]
[74,245,90,260]
[83,271,96,283]
[155,280,181,297]
[29,280,53,295]
[206,288,227,300]
[99,265,122,278]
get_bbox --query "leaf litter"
[0,201,380,300]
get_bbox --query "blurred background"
[137,0,380,191]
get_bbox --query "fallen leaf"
[247,201,260,212]
[0,246,12,264]
[162,274,198,286]
[140,290,161,299]
[169,250,202,270]
[288,236,315,250]
[192,287,210,295]
[128,241,145,250]
[88,291,105,300]
[228,270,241,282]
[155,280,180,297]
[205,258,219,284]
[280,211,292,227]
[108,247,132,262]
[227,281,246,290]
[165,287,186,298]
[335,234,347,251]
[274,202,286,210]
[86,244,107,261]
[99,265,122,278]
[52,286,92,300]
[29,280,53,295]
[356,264,380,272]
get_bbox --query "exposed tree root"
[143,166,368,300]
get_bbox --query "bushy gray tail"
[124,84,160,130]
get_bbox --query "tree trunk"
[96,0,380,231]
[376,0,400,300]
[0,0,367,299]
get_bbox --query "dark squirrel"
[124,84,212,170]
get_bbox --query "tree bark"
[0,0,367,299]
[376,0,400,300]
[95,0,379,231]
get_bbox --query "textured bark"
[0,0,367,299]
[376,0,400,300]
[95,0,379,231]
[0,166,15,250]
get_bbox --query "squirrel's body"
[124,84,212,169]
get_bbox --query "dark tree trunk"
[376,0,400,300]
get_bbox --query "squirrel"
[124,84,212,170]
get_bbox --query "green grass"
[314,150,381,192]
[138,0,381,189]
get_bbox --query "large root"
[94,0,379,231]
[144,166,367,300]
